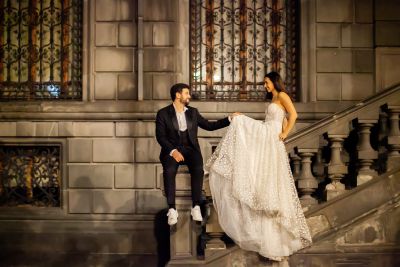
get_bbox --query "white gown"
[206,103,312,260]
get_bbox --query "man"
[156,83,239,226]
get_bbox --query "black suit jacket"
[156,104,230,159]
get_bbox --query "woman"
[206,72,312,261]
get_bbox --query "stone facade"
[0,0,400,266]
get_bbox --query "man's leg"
[161,156,179,209]
[181,147,204,207]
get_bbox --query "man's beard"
[180,98,190,106]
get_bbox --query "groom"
[156,83,238,226]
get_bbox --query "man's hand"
[171,150,185,162]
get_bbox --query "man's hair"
[170,83,190,101]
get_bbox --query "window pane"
[0,0,82,100]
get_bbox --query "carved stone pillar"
[296,148,318,207]
[313,147,326,183]
[356,120,378,185]
[289,151,301,181]
[325,135,347,200]
[386,106,400,171]
[203,174,226,258]
[161,166,200,263]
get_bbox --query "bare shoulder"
[277,91,291,101]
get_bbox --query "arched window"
[0,0,82,100]
[190,0,298,101]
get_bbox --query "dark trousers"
[161,146,204,207]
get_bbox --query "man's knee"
[190,167,204,176]
[163,167,178,178]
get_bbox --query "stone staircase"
[167,83,400,267]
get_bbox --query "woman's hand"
[279,132,288,141]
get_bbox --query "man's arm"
[196,109,230,131]
[155,111,175,153]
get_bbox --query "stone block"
[355,0,373,23]
[68,190,92,213]
[133,164,156,189]
[135,138,161,163]
[342,24,373,48]
[0,122,16,136]
[95,23,116,46]
[16,122,35,136]
[143,0,177,21]
[143,48,176,72]
[115,164,134,188]
[354,50,374,73]
[153,23,175,46]
[316,74,341,100]
[118,74,137,100]
[69,165,114,188]
[68,139,92,163]
[316,0,353,22]
[95,48,133,72]
[93,139,134,163]
[93,190,135,214]
[375,0,400,20]
[116,121,155,137]
[118,22,137,47]
[143,73,153,100]
[316,23,340,47]
[96,0,134,21]
[143,23,153,46]
[375,22,400,47]
[135,190,167,214]
[73,122,114,137]
[152,74,176,100]
[59,122,73,136]
[317,49,352,72]
[95,73,117,100]
[35,122,59,137]
[342,74,374,100]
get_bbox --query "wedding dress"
[206,102,312,260]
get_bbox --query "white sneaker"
[167,208,178,226]
[191,205,203,222]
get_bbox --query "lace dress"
[206,103,312,260]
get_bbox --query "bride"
[206,72,312,261]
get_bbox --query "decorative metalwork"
[0,145,61,207]
[0,0,82,100]
[190,0,298,101]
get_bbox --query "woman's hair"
[264,71,286,100]
[265,71,286,93]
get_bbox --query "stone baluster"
[386,106,400,171]
[296,143,319,207]
[202,173,226,258]
[289,151,301,181]
[325,135,348,200]
[313,137,328,184]
[356,119,378,185]
[161,166,201,263]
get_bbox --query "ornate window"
[190,0,298,101]
[0,0,82,100]
[0,145,61,207]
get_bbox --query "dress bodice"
[265,102,285,124]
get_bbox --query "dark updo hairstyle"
[264,71,286,100]
[170,83,190,101]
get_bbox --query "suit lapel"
[168,104,179,132]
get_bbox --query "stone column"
[386,106,400,171]
[297,148,319,207]
[325,135,347,200]
[203,174,226,258]
[162,166,201,263]
[289,151,302,181]
[356,120,378,185]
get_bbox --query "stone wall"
[1,0,400,264]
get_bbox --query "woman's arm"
[279,92,297,141]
